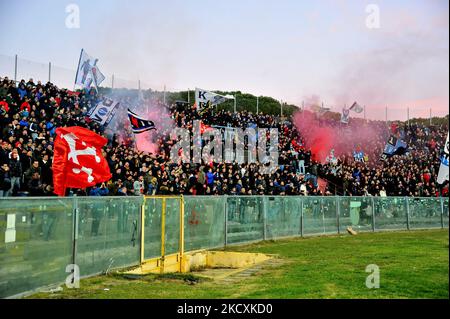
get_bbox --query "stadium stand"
[0,76,448,197]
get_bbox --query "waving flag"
[86,97,120,126]
[198,100,212,116]
[380,135,408,161]
[127,109,156,133]
[53,126,112,196]
[437,132,449,184]
[195,88,234,111]
[75,49,106,90]
[349,101,364,113]
[341,108,350,123]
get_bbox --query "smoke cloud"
[292,110,385,164]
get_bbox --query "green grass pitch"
[29,229,448,299]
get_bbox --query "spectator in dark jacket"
[8,151,22,196]
[0,163,11,197]
[28,172,44,196]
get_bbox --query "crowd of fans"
[0,75,448,198]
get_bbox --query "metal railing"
[0,195,448,298]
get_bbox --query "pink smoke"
[292,110,386,164]
[133,99,175,154]
[293,111,335,162]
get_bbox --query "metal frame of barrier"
[0,195,448,298]
[139,196,184,274]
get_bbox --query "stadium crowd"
[0,75,448,198]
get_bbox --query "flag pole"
[429,108,432,126]
[234,94,236,113]
[256,96,259,114]
[163,85,166,105]
[302,100,305,119]
[74,49,83,91]
[407,107,410,126]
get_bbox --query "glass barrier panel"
[75,197,142,276]
[373,197,407,231]
[338,197,374,233]
[0,198,73,298]
[303,197,338,235]
[143,197,162,260]
[184,196,226,251]
[226,196,264,245]
[265,197,301,239]
[164,198,181,256]
[408,197,442,229]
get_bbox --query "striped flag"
[127,109,156,134]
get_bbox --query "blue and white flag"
[86,97,119,126]
[380,135,408,161]
[75,49,106,90]
[353,150,364,162]
[437,132,449,184]
[341,108,350,123]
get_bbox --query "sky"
[0,0,448,120]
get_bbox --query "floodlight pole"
[407,107,410,126]
[48,62,51,83]
[163,85,166,105]
[256,96,259,114]
[14,54,18,83]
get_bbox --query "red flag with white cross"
[52,126,112,196]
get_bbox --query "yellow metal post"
[140,197,146,265]
[179,196,185,272]
[160,198,166,273]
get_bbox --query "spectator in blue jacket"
[206,168,215,186]
[17,83,27,100]
[89,183,109,196]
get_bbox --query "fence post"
[140,196,146,265]
[14,54,18,83]
[440,196,444,229]
[336,197,340,234]
[160,198,166,273]
[179,196,184,272]
[224,196,228,247]
[405,197,410,231]
[300,198,304,237]
[371,197,376,232]
[72,195,79,270]
[263,197,267,241]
